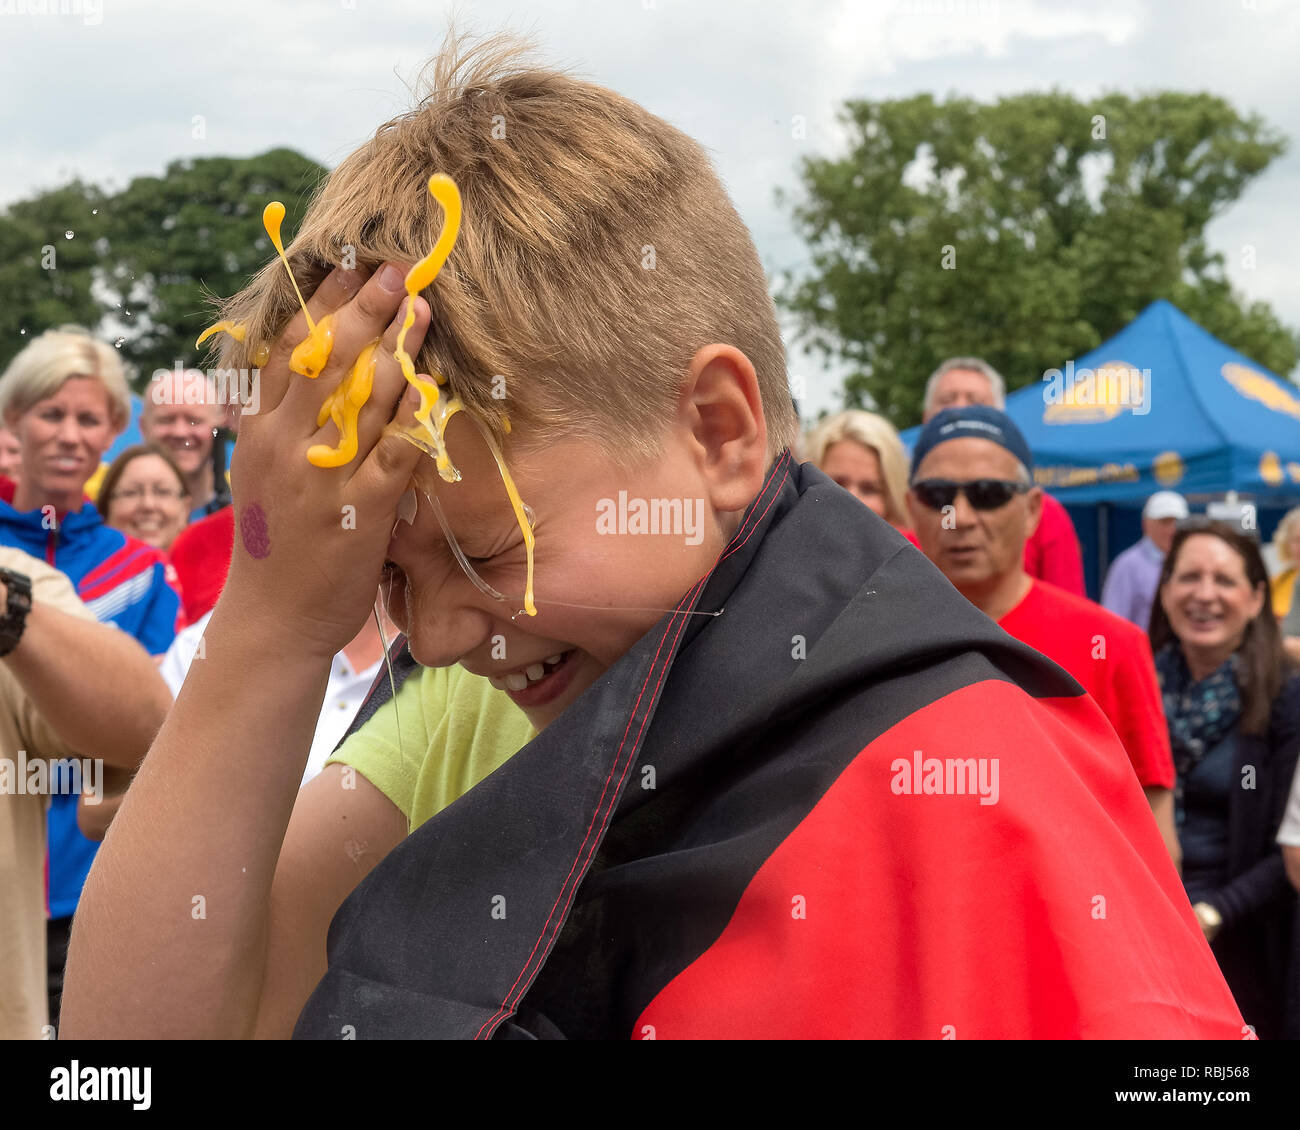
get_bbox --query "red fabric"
[169,506,234,627]
[1000,579,1174,789]
[634,680,1242,1038]
[901,527,921,548]
[1025,492,1085,595]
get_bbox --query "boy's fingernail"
[337,268,364,291]
[378,264,406,293]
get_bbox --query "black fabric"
[46,914,72,1033]
[1178,730,1234,899]
[294,454,1083,1039]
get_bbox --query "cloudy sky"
[3,0,1298,413]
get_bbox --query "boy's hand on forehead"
[226,260,433,660]
[255,263,367,412]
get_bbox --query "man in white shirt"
[78,594,392,843]
[158,603,389,788]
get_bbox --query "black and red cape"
[296,453,1244,1039]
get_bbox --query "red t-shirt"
[999,579,1174,789]
[169,505,234,627]
[1025,493,1084,596]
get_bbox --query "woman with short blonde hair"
[804,409,911,532]
[0,326,132,435]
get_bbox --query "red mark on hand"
[240,503,271,559]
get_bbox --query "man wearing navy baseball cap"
[908,406,1181,865]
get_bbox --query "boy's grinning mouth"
[489,650,573,692]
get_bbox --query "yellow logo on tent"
[1260,451,1285,486]
[1222,363,1300,420]
[1042,360,1149,423]
[1153,450,1184,486]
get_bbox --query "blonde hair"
[211,30,796,464]
[804,410,909,527]
[0,325,131,432]
[1274,505,1300,566]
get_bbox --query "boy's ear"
[679,344,768,513]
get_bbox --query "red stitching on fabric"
[537,570,702,979]
[475,576,709,1038]
[720,464,789,564]
[719,453,787,559]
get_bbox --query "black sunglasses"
[911,478,1031,511]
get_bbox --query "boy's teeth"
[525,663,546,682]
[546,654,564,665]
[505,672,528,691]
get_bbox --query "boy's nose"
[404,593,500,669]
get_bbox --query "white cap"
[1144,491,1189,521]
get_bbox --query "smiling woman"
[0,326,130,516]
[95,443,191,553]
[1149,520,1300,1039]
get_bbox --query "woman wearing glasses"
[97,444,191,553]
[1150,520,1300,1039]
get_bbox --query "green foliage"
[0,181,108,361]
[778,91,1299,427]
[0,149,328,384]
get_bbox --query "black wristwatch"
[0,567,33,658]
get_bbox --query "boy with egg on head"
[65,30,1244,1040]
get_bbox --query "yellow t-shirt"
[1272,567,1297,619]
[326,663,534,834]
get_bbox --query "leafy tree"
[0,180,108,369]
[0,149,328,385]
[101,148,328,380]
[779,91,1298,427]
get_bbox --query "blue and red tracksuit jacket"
[0,478,180,919]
